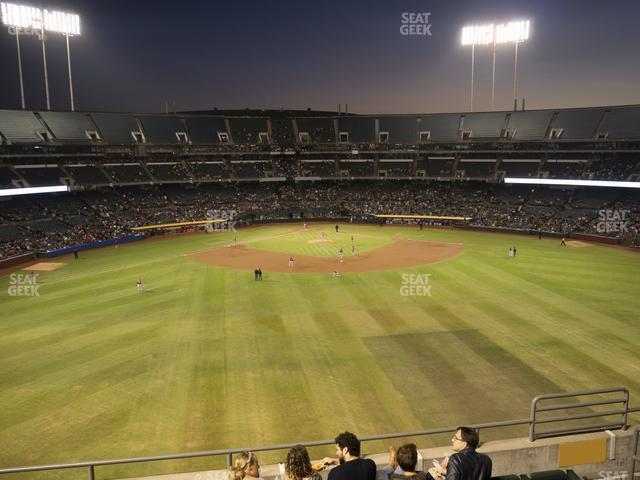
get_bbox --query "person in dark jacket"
[444,427,491,480]
[320,431,376,480]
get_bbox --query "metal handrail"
[0,417,534,478]
[530,387,631,441]
[536,398,628,412]
[534,408,629,425]
[531,422,628,440]
[0,389,638,479]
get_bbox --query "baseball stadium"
[1,2,640,480]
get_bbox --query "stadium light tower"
[1,2,81,111]
[461,20,530,111]
[1,2,34,109]
[44,8,81,111]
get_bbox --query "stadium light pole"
[461,23,492,112]
[39,22,50,110]
[65,32,74,111]
[461,20,530,111]
[491,39,496,110]
[1,2,80,111]
[470,43,475,112]
[14,27,26,109]
[1,2,29,109]
[43,8,81,111]
[513,40,519,110]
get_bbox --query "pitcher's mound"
[308,239,334,244]
[190,238,462,273]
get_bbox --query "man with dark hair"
[444,427,491,480]
[321,431,376,480]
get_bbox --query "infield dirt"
[189,238,463,272]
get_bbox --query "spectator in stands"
[383,443,432,480]
[229,451,260,480]
[444,427,491,480]
[321,431,376,480]
[395,443,432,480]
[383,446,401,478]
[284,445,322,480]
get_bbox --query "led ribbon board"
[130,219,228,231]
[0,185,69,197]
[504,178,640,189]
[374,214,472,221]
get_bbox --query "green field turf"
[1,224,639,479]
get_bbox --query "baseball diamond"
[1,223,639,478]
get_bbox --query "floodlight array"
[1,2,80,35]
[461,20,529,46]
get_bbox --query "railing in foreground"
[1,387,639,479]
[530,387,631,441]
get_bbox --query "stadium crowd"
[228,429,491,480]
[1,181,639,258]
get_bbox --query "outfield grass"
[1,224,639,480]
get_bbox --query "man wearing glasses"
[444,427,492,480]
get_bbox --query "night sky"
[0,0,639,114]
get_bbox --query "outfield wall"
[458,224,565,238]
[40,235,147,258]
[0,252,36,271]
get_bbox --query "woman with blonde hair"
[284,445,322,480]
[229,451,260,480]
